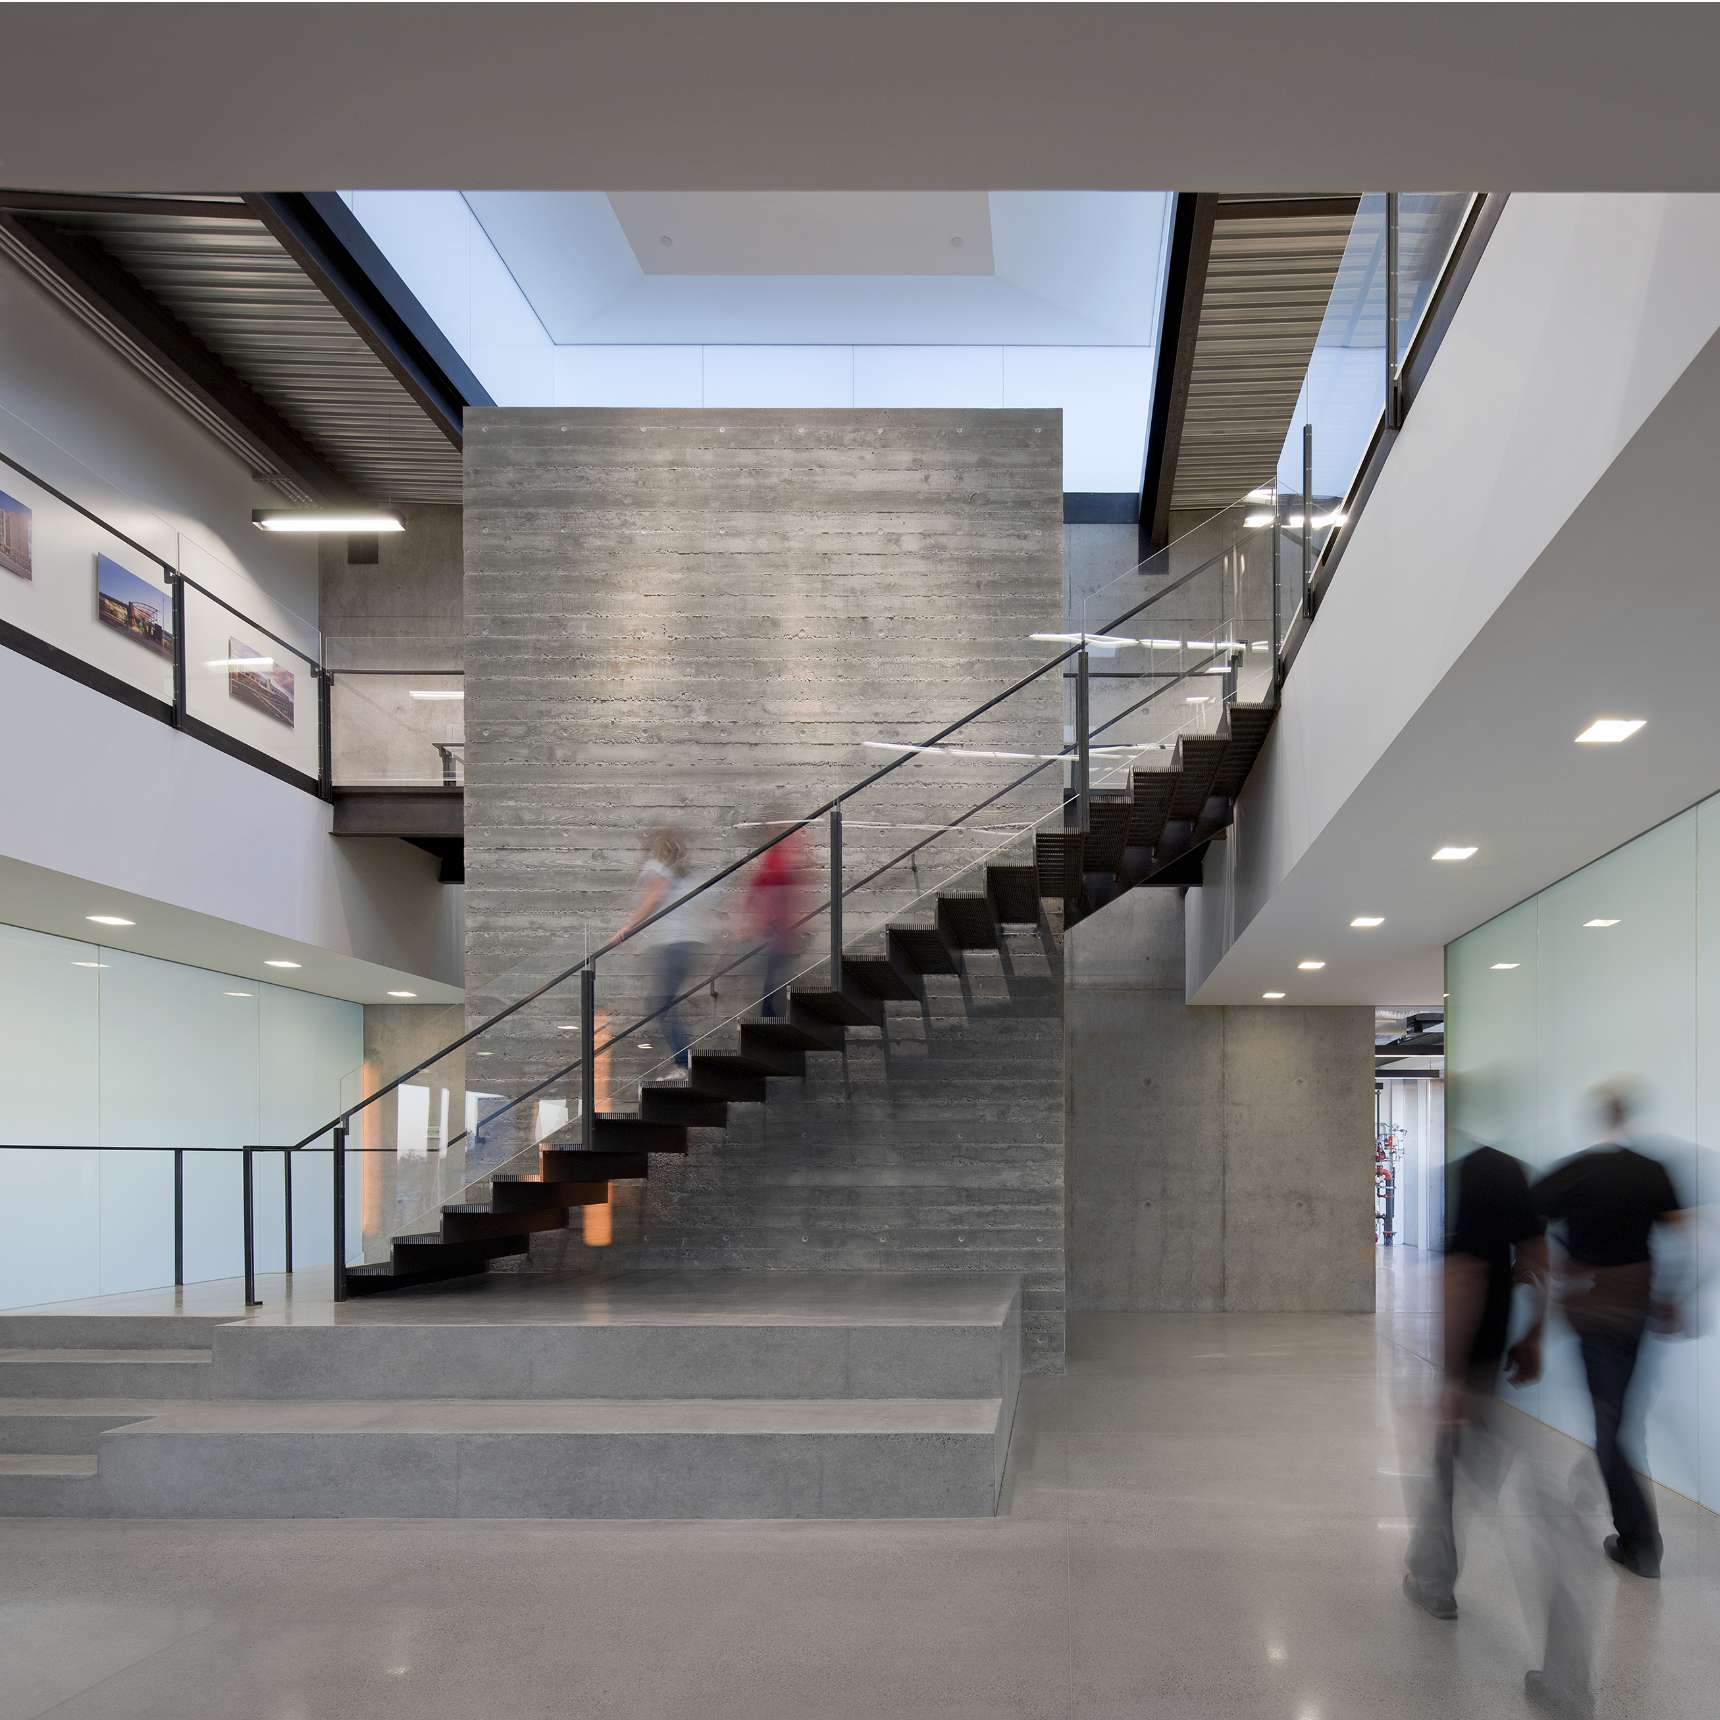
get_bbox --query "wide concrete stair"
[0,1275,1020,1520]
[0,1313,222,1516]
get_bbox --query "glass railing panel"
[177,558,323,784]
[0,427,177,710]
[325,633,466,789]
[1398,193,1475,353]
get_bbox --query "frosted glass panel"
[1448,800,1719,1511]
[0,924,363,1307]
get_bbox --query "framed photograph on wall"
[95,553,173,658]
[227,634,295,727]
[0,489,32,581]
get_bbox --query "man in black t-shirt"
[1405,1143,1548,1619]
[1531,1087,1689,1581]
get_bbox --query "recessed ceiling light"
[71,960,108,969]
[1350,916,1385,929]
[1431,846,1478,862]
[1490,962,1520,971]
[1262,991,1286,1000]
[1583,918,1620,928]
[659,234,673,248]
[1574,717,1645,745]
[408,689,464,701]
[85,914,135,927]
[950,235,965,249]
[387,989,417,999]
[252,510,403,534]
[223,990,254,998]
[264,959,301,969]
[1297,960,1326,971]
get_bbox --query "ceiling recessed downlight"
[264,959,301,969]
[1297,960,1326,971]
[1432,846,1478,862]
[1350,916,1385,929]
[1583,918,1621,928]
[386,990,417,999]
[1490,962,1521,971]
[1262,991,1286,1000]
[85,914,135,927]
[252,510,404,534]
[1574,717,1645,745]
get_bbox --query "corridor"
[1,1253,1713,1719]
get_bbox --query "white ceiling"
[3,7,1718,191]
[0,853,463,1009]
[464,191,1169,346]
[1190,318,1720,1006]
[609,192,995,276]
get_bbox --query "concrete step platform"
[0,1349,214,1399]
[0,1398,177,1452]
[0,1452,100,1515]
[0,1314,225,1351]
[211,1272,1021,1404]
[95,1396,1008,1519]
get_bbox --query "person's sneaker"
[1402,1572,1457,1619]
[1524,1670,1595,1720]
[1603,1534,1662,1579]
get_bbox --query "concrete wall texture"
[463,407,1068,1365]
[1065,890,1375,1313]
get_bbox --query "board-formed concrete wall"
[1065,890,1375,1312]
[463,407,1067,1361]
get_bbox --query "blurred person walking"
[1531,1084,1691,1581]
[1404,1141,1548,1620]
[620,827,712,1073]
[744,811,809,1019]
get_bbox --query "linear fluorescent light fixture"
[1432,846,1478,862]
[1262,990,1286,1000]
[253,509,404,534]
[1490,962,1521,971]
[1297,960,1326,971]
[386,990,417,999]
[408,689,464,701]
[85,914,135,927]
[1350,916,1385,929]
[264,958,301,969]
[1583,918,1621,928]
[223,990,254,998]
[1574,717,1646,745]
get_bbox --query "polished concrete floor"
[1,1250,1714,1719]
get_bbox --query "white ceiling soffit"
[0,854,463,1009]
[1189,321,1720,1006]
[463,191,1169,346]
[610,192,994,276]
[4,6,1719,192]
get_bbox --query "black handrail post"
[1385,191,1403,431]
[241,1145,259,1308]
[1301,423,1314,618]
[317,669,334,799]
[1271,506,1283,704]
[172,1148,184,1286]
[169,573,187,729]
[282,1149,294,1275]
[829,806,844,991]
[580,965,597,1150]
[1075,646,1091,833]
[331,1124,348,1303]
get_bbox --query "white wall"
[0,922,361,1307]
[347,190,1159,493]
[0,648,463,985]
[1189,193,1720,999]
[1448,803,1720,1512]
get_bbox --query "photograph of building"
[0,488,31,580]
[226,633,295,726]
[93,552,171,657]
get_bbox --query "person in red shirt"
[744,813,808,1019]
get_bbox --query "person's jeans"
[759,937,794,1018]
[1575,1316,1660,1565]
[651,941,699,1068]
[1407,1382,1509,1600]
